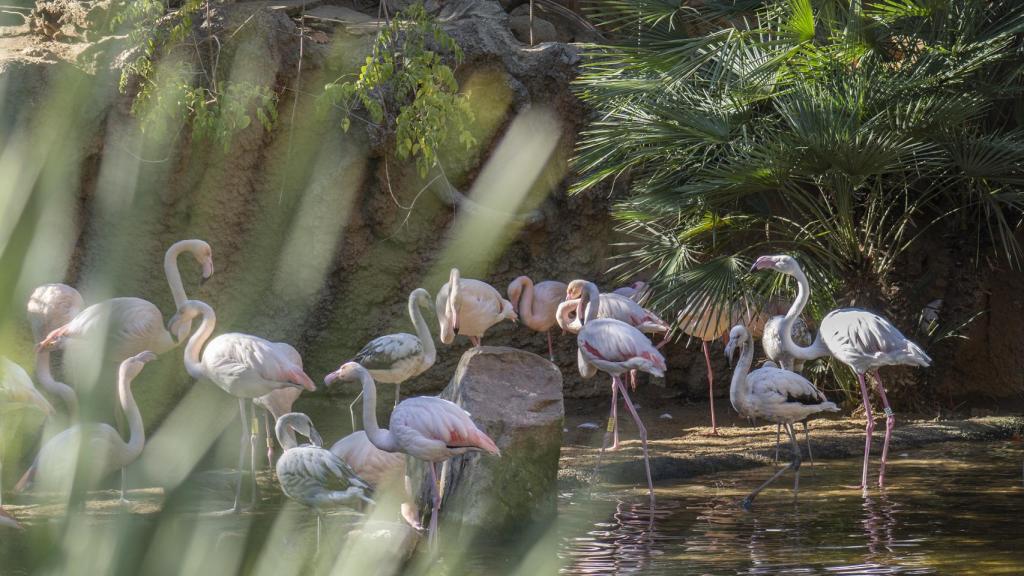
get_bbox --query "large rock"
[411,346,563,539]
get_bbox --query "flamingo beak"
[724,340,736,367]
[324,370,341,386]
[750,256,772,273]
[200,259,214,284]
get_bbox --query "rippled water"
[547,441,1024,576]
[3,440,1022,575]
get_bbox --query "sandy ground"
[559,397,1024,488]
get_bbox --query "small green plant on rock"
[318,2,475,178]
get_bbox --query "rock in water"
[412,346,563,536]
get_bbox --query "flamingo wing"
[578,319,666,375]
[748,366,829,406]
[821,308,931,368]
[329,431,405,487]
[353,333,422,371]
[204,334,314,392]
[392,397,499,455]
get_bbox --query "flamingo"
[15,352,156,497]
[762,313,814,462]
[612,281,651,304]
[168,299,316,513]
[507,276,566,361]
[571,279,665,509]
[27,283,84,415]
[346,288,436,431]
[274,412,374,550]
[324,361,500,548]
[436,268,517,347]
[724,324,838,509]
[557,280,668,450]
[329,430,418,528]
[35,239,214,362]
[33,240,213,502]
[751,254,932,489]
[1,358,54,506]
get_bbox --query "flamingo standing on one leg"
[346,288,436,431]
[27,283,84,415]
[752,254,931,489]
[436,268,517,347]
[168,300,316,513]
[0,358,54,505]
[274,412,374,551]
[724,324,838,509]
[557,281,668,450]
[507,276,566,361]
[570,279,665,509]
[324,362,500,549]
[16,352,157,496]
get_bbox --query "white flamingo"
[35,239,214,362]
[571,279,666,509]
[27,283,84,415]
[436,268,517,347]
[169,299,316,513]
[557,280,668,450]
[751,254,932,489]
[274,412,373,550]
[325,362,500,548]
[762,313,814,462]
[346,288,436,431]
[724,324,838,509]
[16,352,156,497]
[254,386,301,468]
[507,276,566,361]
[0,358,54,506]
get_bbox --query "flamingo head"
[121,351,158,381]
[277,412,322,447]
[565,279,587,300]
[167,300,210,343]
[411,288,432,310]
[723,324,750,366]
[750,254,799,274]
[324,361,366,387]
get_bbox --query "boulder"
[509,13,559,45]
[410,346,564,538]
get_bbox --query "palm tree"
[573,0,1024,400]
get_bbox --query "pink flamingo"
[436,268,517,347]
[347,288,436,431]
[36,239,214,362]
[329,429,419,528]
[16,352,156,497]
[752,254,931,489]
[571,279,665,508]
[27,283,84,415]
[507,276,566,361]
[169,299,316,513]
[557,280,668,449]
[325,361,500,548]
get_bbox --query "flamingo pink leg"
[856,372,874,491]
[428,461,441,550]
[614,374,655,510]
[702,341,717,435]
[872,371,895,488]
[630,369,638,391]
[264,411,275,468]
[609,379,620,451]
[546,330,555,362]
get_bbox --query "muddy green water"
[2,440,1023,575]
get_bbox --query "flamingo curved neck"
[515,277,538,325]
[729,339,754,414]
[119,367,145,462]
[165,240,201,309]
[409,293,435,366]
[358,369,399,452]
[579,282,601,325]
[35,350,77,416]
[275,417,300,450]
[782,267,830,361]
[184,304,216,381]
